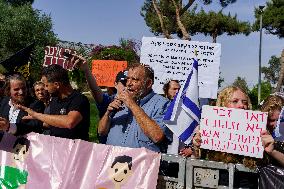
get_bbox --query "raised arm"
[71,55,104,103]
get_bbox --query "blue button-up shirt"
[106,90,172,152]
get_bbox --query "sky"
[32,0,284,89]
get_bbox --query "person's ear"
[54,82,60,89]
[146,79,153,89]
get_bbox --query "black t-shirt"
[47,90,90,140]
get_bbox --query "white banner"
[140,37,221,99]
[200,106,267,158]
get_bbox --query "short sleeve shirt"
[106,91,172,152]
[48,90,90,140]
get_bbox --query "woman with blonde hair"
[193,85,258,188]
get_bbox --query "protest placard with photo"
[140,37,221,98]
[200,105,268,158]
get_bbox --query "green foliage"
[0,0,57,80]
[218,72,224,88]
[261,55,281,85]
[90,38,140,66]
[249,82,272,109]
[141,0,249,42]
[253,0,284,38]
[193,9,250,42]
[232,76,249,94]
[3,0,34,6]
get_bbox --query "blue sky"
[33,0,284,88]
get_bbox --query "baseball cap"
[115,70,128,84]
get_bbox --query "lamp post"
[258,5,265,105]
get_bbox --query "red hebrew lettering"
[256,124,263,132]
[259,113,267,122]
[244,145,249,152]
[251,136,255,143]
[239,144,243,151]
[233,143,237,150]
[211,139,214,147]
[246,123,255,132]
[256,137,260,145]
[219,108,226,116]
[241,135,248,144]
[227,141,230,150]
[233,122,240,130]
[213,131,220,138]
[213,108,219,115]
[252,146,255,154]
[203,138,209,145]
[250,112,259,122]
[229,132,237,141]
[227,109,232,118]
[214,140,221,148]
[237,134,241,143]
[205,118,208,126]
[202,130,210,137]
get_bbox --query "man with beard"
[0,74,45,135]
[98,63,172,152]
[17,64,90,140]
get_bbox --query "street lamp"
[258,5,265,105]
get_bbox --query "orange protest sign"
[91,60,128,87]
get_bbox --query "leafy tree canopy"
[0,0,57,80]
[232,76,249,94]
[253,0,284,38]
[249,82,272,109]
[141,0,249,42]
[261,55,281,85]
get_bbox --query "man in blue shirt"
[98,63,172,152]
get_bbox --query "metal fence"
[157,154,258,189]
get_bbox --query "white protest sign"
[140,37,221,98]
[200,105,267,158]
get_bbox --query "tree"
[3,0,34,6]
[194,10,250,43]
[253,0,284,38]
[232,76,249,94]
[261,55,281,85]
[90,39,140,65]
[0,0,57,80]
[218,72,224,88]
[141,0,250,42]
[253,0,284,92]
[249,82,272,109]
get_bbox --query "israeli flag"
[164,59,200,144]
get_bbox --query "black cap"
[115,70,128,83]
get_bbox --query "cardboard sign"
[140,37,221,98]
[92,60,127,87]
[200,105,268,158]
[43,46,77,70]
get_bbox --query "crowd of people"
[0,53,283,187]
